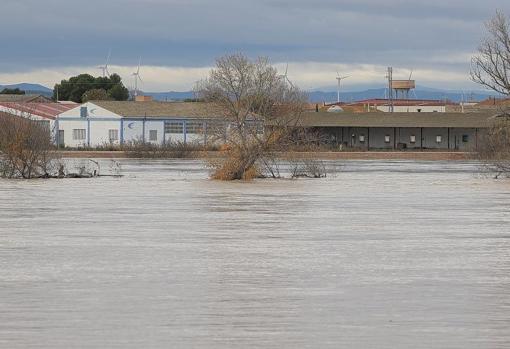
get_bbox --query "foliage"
[82,88,110,102]
[122,140,214,159]
[471,10,510,95]
[472,11,510,178]
[477,118,510,178]
[0,88,25,95]
[197,53,310,180]
[0,114,59,179]
[53,73,129,103]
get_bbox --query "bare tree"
[471,11,510,177]
[471,10,510,97]
[197,53,313,180]
[477,120,510,178]
[0,113,58,179]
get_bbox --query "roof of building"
[92,101,224,118]
[0,94,52,103]
[344,98,457,107]
[476,97,510,106]
[0,102,78,120]
[298,111,499,128]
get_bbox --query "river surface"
[0,159,509,348]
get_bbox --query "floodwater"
[0,159,509,349]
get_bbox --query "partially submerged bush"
[478,117,510,178]
[197,53,310,180]
[0,114,59,179]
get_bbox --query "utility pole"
[386,67,394,113]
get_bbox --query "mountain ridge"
[0,82,499,103]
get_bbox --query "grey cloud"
[0,0,509,82]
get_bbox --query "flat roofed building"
[295,111,499,151]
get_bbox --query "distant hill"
[1,83,499,103]
[143,91,195,101]
[307,88,499,104]
[0,83,53,97]
[143,87,498,103]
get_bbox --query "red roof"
[0,102,77,120]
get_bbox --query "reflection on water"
[0,159,509,348]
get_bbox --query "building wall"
[314,126,484,151]
[396,127,422,149]
[377,105,446,113]
[448,128,479,151]
[367,127,395,149]
[58,119,89,147]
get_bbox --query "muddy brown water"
[1,159,509,348]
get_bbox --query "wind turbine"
[336,72,349,103]
[279,63,294,99]
[132,57,143,98]
[98,49,111,77]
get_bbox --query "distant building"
[348,99,454,113]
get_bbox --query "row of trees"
[0,88,25,95]
[53,73,129,103]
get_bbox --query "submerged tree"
[197,53,312,180]
[0,113,58,179]
[471,11,510,177]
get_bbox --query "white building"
[56,101,229,148]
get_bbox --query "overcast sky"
[1,0,509,91]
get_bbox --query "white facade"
[376,105,446,113]
[55,102,216,148]
[57,103,122,147]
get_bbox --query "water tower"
[390,69,416,99]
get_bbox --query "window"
[186,121,204,134]
[385,135,391,143]
[164,121,183,134]
[410,135,416,143]
[436,135,442,143]
[462,134,469,143]
[359,134,365,143]
[80,107,87,118]
[108,129,118,142]
[73,129,86,140]
[149,130,158,141]
[417,109,422,113]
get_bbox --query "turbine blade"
[106,49,111,67]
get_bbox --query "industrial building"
[0,102,77,134]
[299,111,496,151]
[56,101,228,147]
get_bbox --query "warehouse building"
[298,112,497,151]
[56,101,230,148]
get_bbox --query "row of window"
[356,134,469,144]
[164,121,209,134]
[72,129,119,142]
